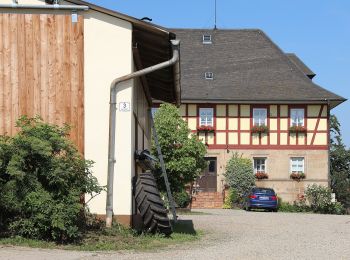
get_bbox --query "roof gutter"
[0,3,89,10]
[106,40,180,228]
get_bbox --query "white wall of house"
[83,10,134,217]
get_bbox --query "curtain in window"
[253,109,267,126]
[290,109,304,126]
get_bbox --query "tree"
[329,115,350,208]
[152,104,207,193]
[224,152,255,203]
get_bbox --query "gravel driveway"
[1,209,349,260]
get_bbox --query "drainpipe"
[106,39,180,228]
[0,3,89,10]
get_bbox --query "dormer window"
[205,72,214,80]
[202,35,212,44]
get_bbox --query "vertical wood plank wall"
[0,13,84,153]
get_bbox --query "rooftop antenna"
[214,0,217,29]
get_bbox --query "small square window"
[205,72,214,80]
[202,35,212,44]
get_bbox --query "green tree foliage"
[152,104,207,193]
[329,115,350,208]
[224,152,255,202]
[0,116,103,242]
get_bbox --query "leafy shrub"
[222,188,238,209]
[224,152,255,202]
[277,197,311,213]
[173,190,191,208]
[305,184,345,214]
[0,116,103,242]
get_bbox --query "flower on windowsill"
[255,171,269,180]
[289,125,307,133]
[197,125,215,133]
[290,172,306,181]
[251,125,269,134]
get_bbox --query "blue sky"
[90,0,349,147]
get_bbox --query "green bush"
[0,116,103,242]
[173,190,191,208]
[224,152,255,202]
[305,184,345,214]
[222,188,238,209]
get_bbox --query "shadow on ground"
[173,220,196,235]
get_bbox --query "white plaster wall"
[83,10,134,216]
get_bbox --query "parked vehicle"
[244,187,278,212]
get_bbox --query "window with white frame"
[199,108,214,126]
[290,157,304,173]
[290,108,304,126]
[253,108,267,126]
[254,158,266,173]
[202,34,212,44]
[205,72,214,80]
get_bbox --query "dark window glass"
[208,160,216,173]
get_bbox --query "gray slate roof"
[286,53,316,79]
[172,29,346,108]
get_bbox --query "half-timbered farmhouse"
[170,29,346,207]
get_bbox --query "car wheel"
[247,207,251,211]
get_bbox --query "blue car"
[244,187,278,212]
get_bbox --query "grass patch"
[0,220,201,251]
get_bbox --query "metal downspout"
[106,40,180,227]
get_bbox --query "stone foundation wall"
[204,149,329,204]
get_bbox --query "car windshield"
[252,188,275,195]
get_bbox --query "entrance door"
[197,157,217,192]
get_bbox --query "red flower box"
[255,172,269,180]
[251,125,269,134]
[290,172,306,181]
[197,125,215,133]
[289,125,307,133]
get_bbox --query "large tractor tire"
[135,173,172,236]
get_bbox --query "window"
[253,108,267,126]
[205,72,214,80]
[202,34,212,44]
[290,157,304,173]
[254,158,266,173]
[290,108,304,126]
[199,108,214,126]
